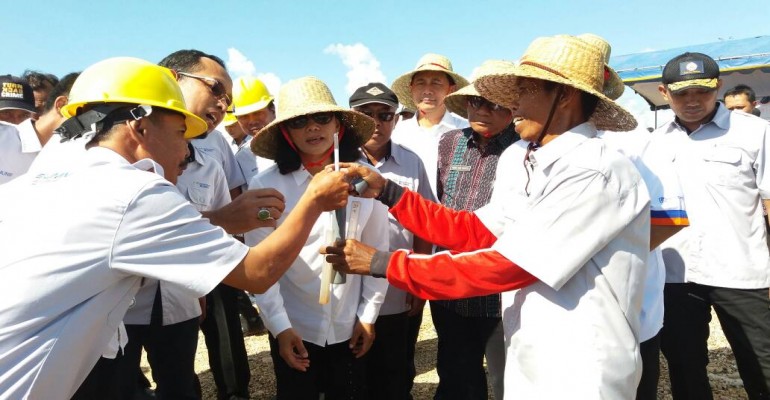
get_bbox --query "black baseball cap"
[0,75,35,113]
[349,82,399,108]
[662,52,720,93]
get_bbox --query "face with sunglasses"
[176,57,233,132]
[466,95,513,139]
[354,103,397,150]
[283,112,341,158]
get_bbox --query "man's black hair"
[724,84,757,102]
[22,70,59,90]
[43,72,79,113]
[541,80,599,121]
[158,49,226,73]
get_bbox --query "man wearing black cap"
[0,75,36,124]
[653,52,770,400]
[349,82,435,400]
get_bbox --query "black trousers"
[661,282,770,400]
[430,302,502,400]
[367,311,411,400]
[268,334,367,400]
[200,284,251,400]
[636,332,661,400]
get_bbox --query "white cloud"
[226,48,256,77]
[324,43,386,95]
[225,47,282,97]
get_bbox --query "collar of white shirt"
[290,166,313,186]
[528,122,597,171]
[666,102,730,134]
[404,110,465,131]
[84,146,167,179]
[17,119,43,154]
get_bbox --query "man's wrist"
[376,180,405,208]
[370,251,393,278]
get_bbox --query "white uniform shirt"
[0,147,248,399]
[366,143,436,315]
[219,131,260,191]
[123,148,232,326]
[391,111,468,197]
[0,120,42,184]
[26,133,88,175]
[192,129,246,190]
[244,165,390,346]
[600,130,688,342]
[477,123,649,399]
[656,104,770,288]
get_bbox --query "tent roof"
[610,36,770,109]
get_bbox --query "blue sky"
[4,0,769,128]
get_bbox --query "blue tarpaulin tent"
[610,36,770,111]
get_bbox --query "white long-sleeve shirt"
[244,165,390,346]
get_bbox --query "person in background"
[349,82,436,400]
[655,52,770,400]
[0,73,77,185]
[22,70,59,116]
[0,75,36,124]
[724,84,762,117]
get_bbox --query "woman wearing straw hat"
[325,34,650,399]
[244,76,390,399]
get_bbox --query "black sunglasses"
[359,110,395,122]
[285,113,335,129]
[177,71,232,107]
[467,96,507,112]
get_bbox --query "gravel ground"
[141,309,748,399]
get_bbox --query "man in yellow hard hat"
[0,56,354,400]
[232,76,276,173]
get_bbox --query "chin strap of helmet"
[56,104,152,142]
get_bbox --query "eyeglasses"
[467,96,507,112]
[285,113,335,129]
[177,71,232,107]
[359,110,395,122]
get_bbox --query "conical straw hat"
[391,53,470,110]
[444,60,517,119]
[474,34,637,132]
[250,76,374,159]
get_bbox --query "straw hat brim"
[474,64,637,132]
[250,104,374,160]
[391,67,470,111]
[443,84,482,119]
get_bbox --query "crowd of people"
[0,33,769,400]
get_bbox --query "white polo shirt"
[244,165,390,346]
[600,129,688,342]
[391,111,468,197]
[192,129,246,190]
[0,119,42,184]
[0,147,248,399]
[123,148,232,326]
[365,143,436,315]
[655,104,770,288]
[477,123,649,399]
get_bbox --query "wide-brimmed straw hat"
[444,60,517,119]
[474,35,637,132]
[577,33,624,100]
[250,76,374,160]
[391,53,470,110]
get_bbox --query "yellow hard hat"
[62,57,208,139]
[223,105,238,127]
[232,76,273,117]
